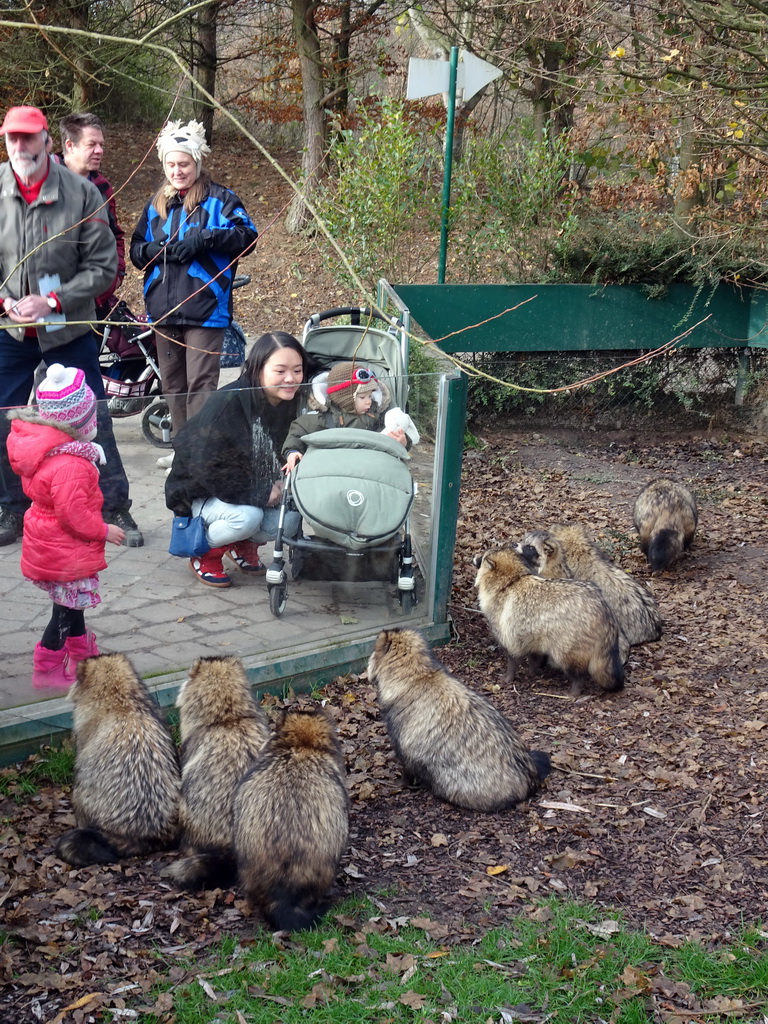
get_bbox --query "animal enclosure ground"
[2,426,767,1022]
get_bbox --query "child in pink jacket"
[6,364,125,690]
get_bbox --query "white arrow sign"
[406,50,502,102]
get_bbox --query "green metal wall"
[392,283,768,354]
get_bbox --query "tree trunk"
[452,91,485,164]
[673,115,704,233]
[49,0,94,108]
[192,0,220,144]
[285,0,327,235]
[330,0,351,117]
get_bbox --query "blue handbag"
[169,502,209,558]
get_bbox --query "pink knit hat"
[36,364,97,440]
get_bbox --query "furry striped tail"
[165,851,237,891]
[55,827,121,867]
[531,750,552,782]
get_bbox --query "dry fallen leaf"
[399,990,427,1009]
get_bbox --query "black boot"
[0,507,24,546]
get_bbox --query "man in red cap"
[0,105,143,546]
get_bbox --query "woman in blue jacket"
[130,120,257,432]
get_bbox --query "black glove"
[144,240,166,261]
[167,233,209,264]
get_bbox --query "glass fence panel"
[0,372,444,712]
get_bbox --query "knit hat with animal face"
[156,119,211,174]
[325,361,385,414]
[36,364,97,440]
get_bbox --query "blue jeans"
[0,329,131,514]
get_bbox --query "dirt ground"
[2,136,768,1020]
[3,425,767,1021]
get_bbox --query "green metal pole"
[438,46,459,285]
[431,371,467,623]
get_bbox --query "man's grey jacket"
[0,159,117,349]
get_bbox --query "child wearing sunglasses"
[282,361,414,472]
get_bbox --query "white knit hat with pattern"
[36,364,97,440]
[156,119,211,173]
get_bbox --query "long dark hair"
[242,332,309,416]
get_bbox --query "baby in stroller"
[281,361,417,471]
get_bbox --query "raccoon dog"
[473,547,624,693]
[633,479,698,571]
[518,525,663,647]
[233,708,349,932]
[367,628,550,811]
[55,654,181,867]
[166,656,271,890]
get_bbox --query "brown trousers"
[153,325,224,430]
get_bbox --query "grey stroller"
[266,307,417,617]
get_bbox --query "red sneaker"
[225,540,266,574]
[190,546,232,588]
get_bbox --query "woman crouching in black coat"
[165,332,308,588]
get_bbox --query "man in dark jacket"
[59,112,125,320]
[0,105,143,546]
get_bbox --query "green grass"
[131,899,768,1023]
[0,742,75,800]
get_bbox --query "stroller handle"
[304,306,403,330]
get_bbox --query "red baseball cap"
[0,106,48,134]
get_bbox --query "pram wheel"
[141,399,173,448]
[399,588,416,614]
[268,582,288,617]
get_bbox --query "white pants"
[191,497,299,549]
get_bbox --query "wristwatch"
[46,296,57,311]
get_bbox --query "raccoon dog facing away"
[233,708,349,932]
[473,547,625,694]
[367,628,551,812]
[55,654,181,867]
[166,656,271,890]
[633,479,698,571]
[518,524,663,647]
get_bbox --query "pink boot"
[32,643,73,691]
[65,632,100,667]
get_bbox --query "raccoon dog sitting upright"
[167,656,271,890]
[633,479,698,571]
[518,524,663,647]
[56,654,181,867]
[233,708,349,932]
[473,546,624,693]
[368,628,550,812]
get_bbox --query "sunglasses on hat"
[327,366,378,395]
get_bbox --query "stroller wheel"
[268,582,288,617]
[141,399,173,448]
[399,588,416,615]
